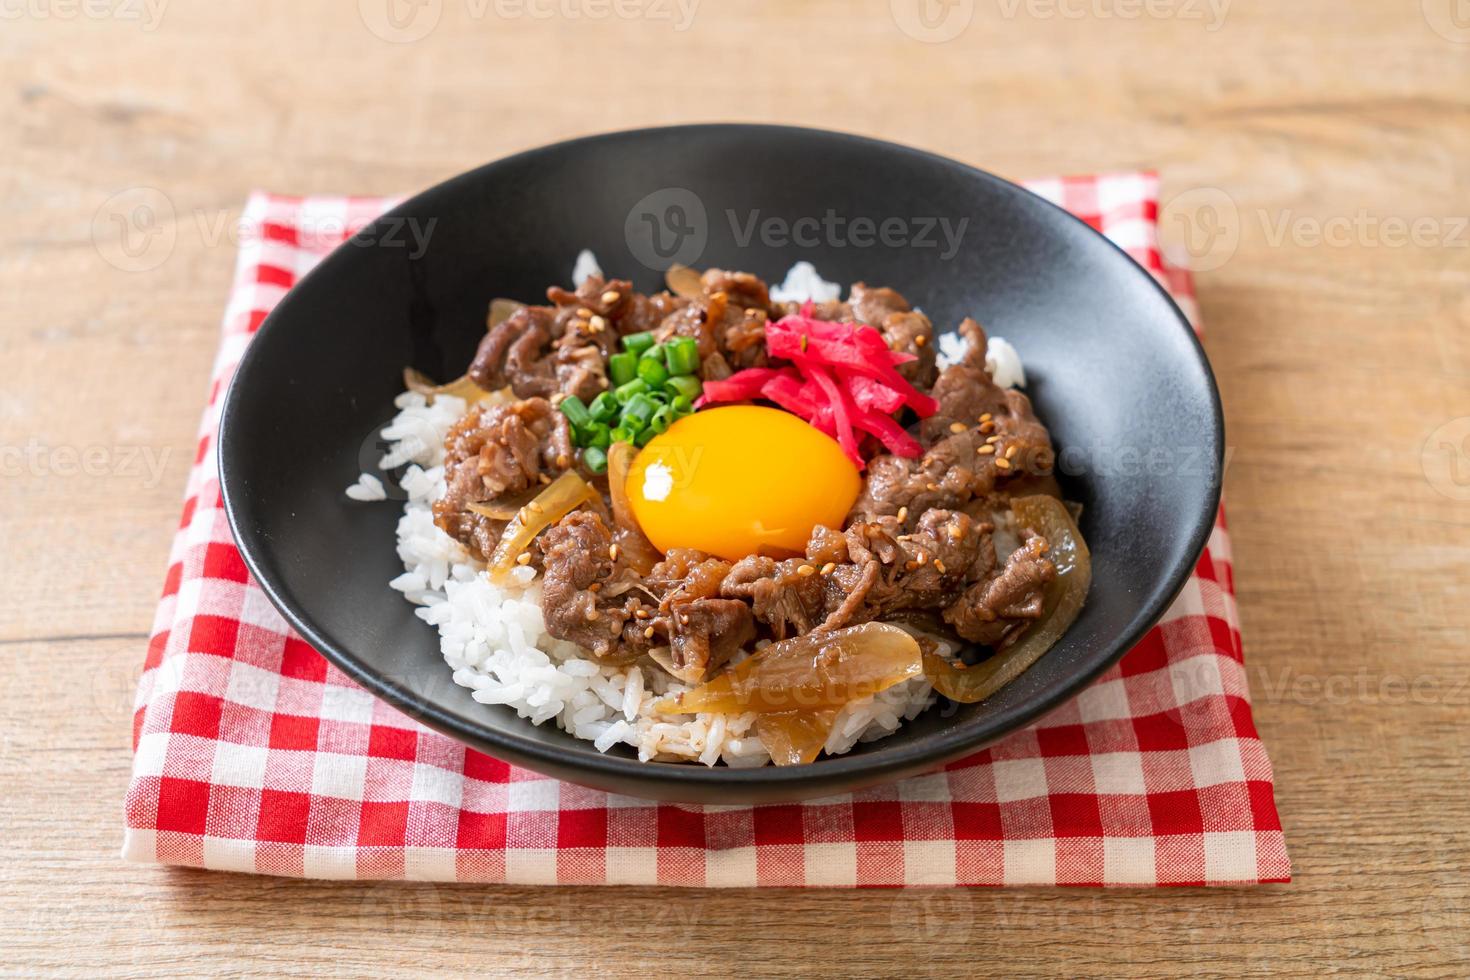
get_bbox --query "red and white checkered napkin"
[123,175,1290,886]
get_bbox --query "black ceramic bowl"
[221,125,1222,804]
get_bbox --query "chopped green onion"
[610,425,634,445]
[608,351,637,387]
[584,422,612,450]
[672,393,694,414]
[634,426,657,448]
[622,331,655,357]
[637,357,670,388]
[665,336,699,376]
[559,395,591,431]
[582,446,608,474]
[649,404,673,434]
[615,378,650,403]
[588,391,619,423]
[623,393,657,431]
[664,375,702,402]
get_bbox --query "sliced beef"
[943,531,1056,645]
[470,276,659,401]
[848,282,909,326]
[719,509,999,638]
[644,550,755,682]
[433,397,573,559]
[721,555,828,639]
[848,282,937,388]
[850,318,1054,525]
[827,510,991,626]
[539,510,633,658]
[470,305,558,398]
[700,269,771,311]
[539,523,754,682]
[617,290,690,336]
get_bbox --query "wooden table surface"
[4,1,1468,975]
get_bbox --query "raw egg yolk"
[626,406,861,562]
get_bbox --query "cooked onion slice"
[655,623,922,716]
[923,495,1091,703]
[606,442,661,575]
[486,470,599,584]
[756,709,840,766]
[403,367,486,404]
[488,298,524,329]
[665,263,704,299]
[466,486,543,522]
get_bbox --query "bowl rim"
[220,123,1224,797]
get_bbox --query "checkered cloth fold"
[123,174,1290,886]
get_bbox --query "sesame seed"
[916,552,928,565]
[949,422,968,434]
[745,307,760,317]
[926,483,939,492]
[914,335,928,347]
[947,525,963,540]
[986,435,1001,444]
[539,473,551,485]
[978,445,996,455]
[589,315,607,333]
[897,506,909,522]
[1006,445,1018,459]
[644,626,656,639]
[797,564,816,577]
[934,559,947,574]
[821,562,837,575]
[601,290,621,304]
[800,334,809,352]
[527,501,544,514]
[634,608,649,619]
[576,308,592,319]
[679,614,690,626]
[608,544,620,561]
[979,421,996,434]
[995,457,1012,470]
[556,453,569,468]
[516,551,532,565]
[980,412,993,422]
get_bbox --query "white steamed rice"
[346,258,1028,766]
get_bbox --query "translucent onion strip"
[486,470,599,584]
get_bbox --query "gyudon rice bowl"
[347,256,1090,767]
